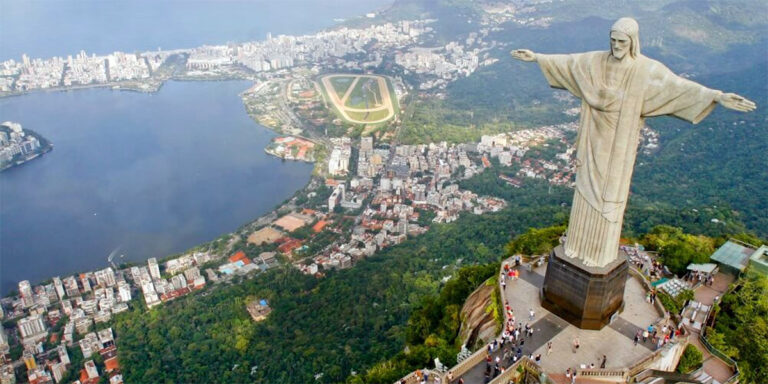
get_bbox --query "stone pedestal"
[541,245,628,330]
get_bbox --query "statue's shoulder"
[582,51,608,60]
[637,55,673,77]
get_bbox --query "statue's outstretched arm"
[511,49,537,62]
[716,92,757,112]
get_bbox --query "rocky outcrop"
[457,281,499,349]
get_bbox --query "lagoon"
[0,81,313,294]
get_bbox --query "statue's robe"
[537,51,720,267]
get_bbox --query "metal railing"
[628,267,669,321]
[443,346,488,383]
[576,368,629,380]
[627,334,689,377]
[698,280,740,384]
[396,369,441,384]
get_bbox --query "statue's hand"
[717,92,756,112]
[511,49,536,62]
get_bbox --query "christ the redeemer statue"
[513,17,755,268]
[511,17,755,329]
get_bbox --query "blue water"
[0,81,315,294]
[0,0,393,61]
[0,0,393,294]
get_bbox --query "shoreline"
[0,79,319,297]
[0,144,53,172]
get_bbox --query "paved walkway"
[686,271,737,384]
[451,258,663,383]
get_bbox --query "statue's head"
[610,17,640,60]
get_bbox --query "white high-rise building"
[94,267,116,288]
[57,344,70,365]
[64,276,80,297]
[53,277,66,300]
[17,314,47,342]
[84,360,99,379]
[19,280,33,307]
[148,258,161,280]
[117,281,132,302]
[51,362,67,383]
[80,275,92,293]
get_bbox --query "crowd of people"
[685,270,715,286]
[633,322,681,350]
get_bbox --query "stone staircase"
[633,368,716,384]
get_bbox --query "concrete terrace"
[449,257,666,384]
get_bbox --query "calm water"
[0,0,393,61]
[0,81,313,294]
[0,0,393,294]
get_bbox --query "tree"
[641,226,714,275]
[707,271,768,384]
[505,225,566,257]
[676,344,703,374]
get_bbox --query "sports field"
[319,74,397,124]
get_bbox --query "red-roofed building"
[79,370,99,384]
[104,357,120,373]
[228,251,251,265]
[277,239,303,254]
[325,178,342,187]
[313,220,328,233]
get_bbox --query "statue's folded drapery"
[537,51,719,267]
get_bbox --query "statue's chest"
[593,59,635,110]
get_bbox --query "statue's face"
[610,31,631,60]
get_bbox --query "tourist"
[634,331,640,346]
[601,354,607,369]
[534,354,542,363]
[573,337,580,352]
[529,308,535,320]
[565,368,571,379]
[642,330,649,343]
[547,341,552,356]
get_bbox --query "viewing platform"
[399,256,691,384]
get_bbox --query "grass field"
[344,78,381,109]
[329,77,354,96]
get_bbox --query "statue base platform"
[541,245,628,330]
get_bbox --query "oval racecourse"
[319,74,397,124]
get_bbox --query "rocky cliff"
[457,281,499,349]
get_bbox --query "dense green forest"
[707,271,768,384]
[348,263,500,383]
